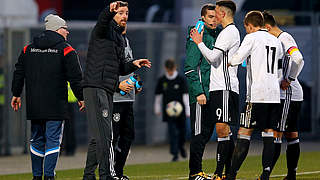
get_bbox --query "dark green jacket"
[184,25,220,104]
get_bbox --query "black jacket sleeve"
[11,51,25,97]
[119,60,138,76]
[64,50,84,101]
[115,80,121,92]
[95,6,116,38]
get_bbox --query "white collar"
[165,70,178,80]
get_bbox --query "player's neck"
[251,26,262,33]
[221,17,234,28]
[270,27,282,37]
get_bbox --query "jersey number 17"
[265,46,276,74]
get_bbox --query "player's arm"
[189,28,225,66]
[287,46,304,82]
[281,34,303,82]
[229,35,253,67]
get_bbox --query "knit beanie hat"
[45,14,67,31]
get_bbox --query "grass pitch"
[0,151,319,180]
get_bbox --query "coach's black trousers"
[83,88,115,180]
[189,102,215,175]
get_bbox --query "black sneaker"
[172,155,178,162]
[189,172,212,180]
[44,176,54,180]
[32,176,42,180]
[120,175,130,180]
[180,148,187,158]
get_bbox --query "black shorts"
[209,90,239,125]
[240,102,280,130]
[275,100,302,132]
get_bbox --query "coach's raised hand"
[110,1,120,12]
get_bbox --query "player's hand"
[280,79,291,90]
[196,94,206,105]
[133,59,151,68]
[78,101,85,112]
[11,96,21,111]
[190,28,203,45]
[119,79,134,93]
[110,1,120,13]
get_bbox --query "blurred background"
[0,0,319,156]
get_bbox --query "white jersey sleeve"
[278,32,303,79]
[198,26,238,68]
[198,42,223,67]
[229,34,254,66]
[278,32,304,101]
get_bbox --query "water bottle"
[136,81,143,89]
[242,60,247,67]
[120,75,138,95]
[190,20,204,41]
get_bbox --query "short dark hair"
[244,11,264,27]
[216,0,236,16]
[262,10,277,27]
[116,1,128,7]
[164,58,176,70]
[201,4,216,17]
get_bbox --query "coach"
[11,14,84,180]
[82,1,151,180]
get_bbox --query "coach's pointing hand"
[133,59,152,68]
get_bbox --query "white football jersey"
[230,29,283,103]
[198,24,240,94]
[278,32,304,101]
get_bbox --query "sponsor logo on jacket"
[30,48,58,53]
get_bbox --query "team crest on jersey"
[113,113,121,122]
[174,84,179,89]
[102,109,108,118]
[163,82,168,90]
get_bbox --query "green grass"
[1,152,320,180]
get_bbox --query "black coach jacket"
[11,30,83,120]
[82,7,138,94]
